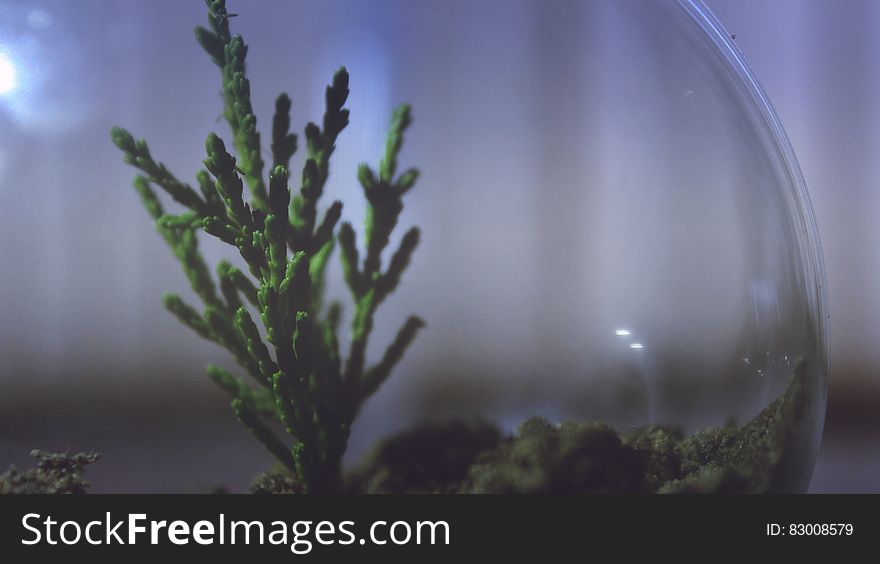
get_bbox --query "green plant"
[0,451,99,494]
[110,0,423,493]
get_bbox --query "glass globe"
[338,0,827,493]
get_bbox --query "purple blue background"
[0,0,877,492]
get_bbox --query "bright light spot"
[0,55,16,95]
[629,343,644,349]
[615,329,631,336]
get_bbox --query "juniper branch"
[232,399,296,472]
[234,307,278,383]
[174,228,223,309]
[163,293,212,340]
[111,128,208,214]
[207,365,275,414]
[272,94,298,170]
[205,305,264,385]
[218,262,259,307]
[308,239,335,312]
[362,316,426,398]
[376,227,420,304]
[113,0,424,493]
[379,104,413,184]
[216,261,242,312]
[196,0,268,210]
[338,222,366,298]
[342,105,421,385]
[290,69,350,247]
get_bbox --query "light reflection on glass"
[615,328,631,336]
[26,10,53,30]
[0,53,15,94]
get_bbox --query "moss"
[464,419,650,493]
[250,469,303,494]
[624,425,684,488]
[349,420,502,493]
[657,466,752,494]
[330,361,813,494]
[660,360,810,493]
[0,450,99,494]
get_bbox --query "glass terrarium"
[98,0,827,494]
[339,0,827,494]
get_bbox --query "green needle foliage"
[111,0,423,493]
[0,451,99,494]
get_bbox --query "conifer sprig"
[111,0,423,493]
[196,0,268,211]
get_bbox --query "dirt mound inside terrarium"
[251,362,811,494]
[0,363,811,494]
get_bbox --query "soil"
[1,362,811,494]
[252,361,812,494]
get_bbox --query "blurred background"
[0,0,877,492]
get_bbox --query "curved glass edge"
[672,0,829,491]
[672,0,828,373]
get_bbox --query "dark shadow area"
[1,369,876,493]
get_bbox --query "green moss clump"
[349,420,502,494]
[339,362,812,494]
[465,419,649,493]
[659,360,810,494]
[0,450,99,494]
[250,469,303,494]
[624,425,685,488]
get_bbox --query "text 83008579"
[766,523,854,536]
